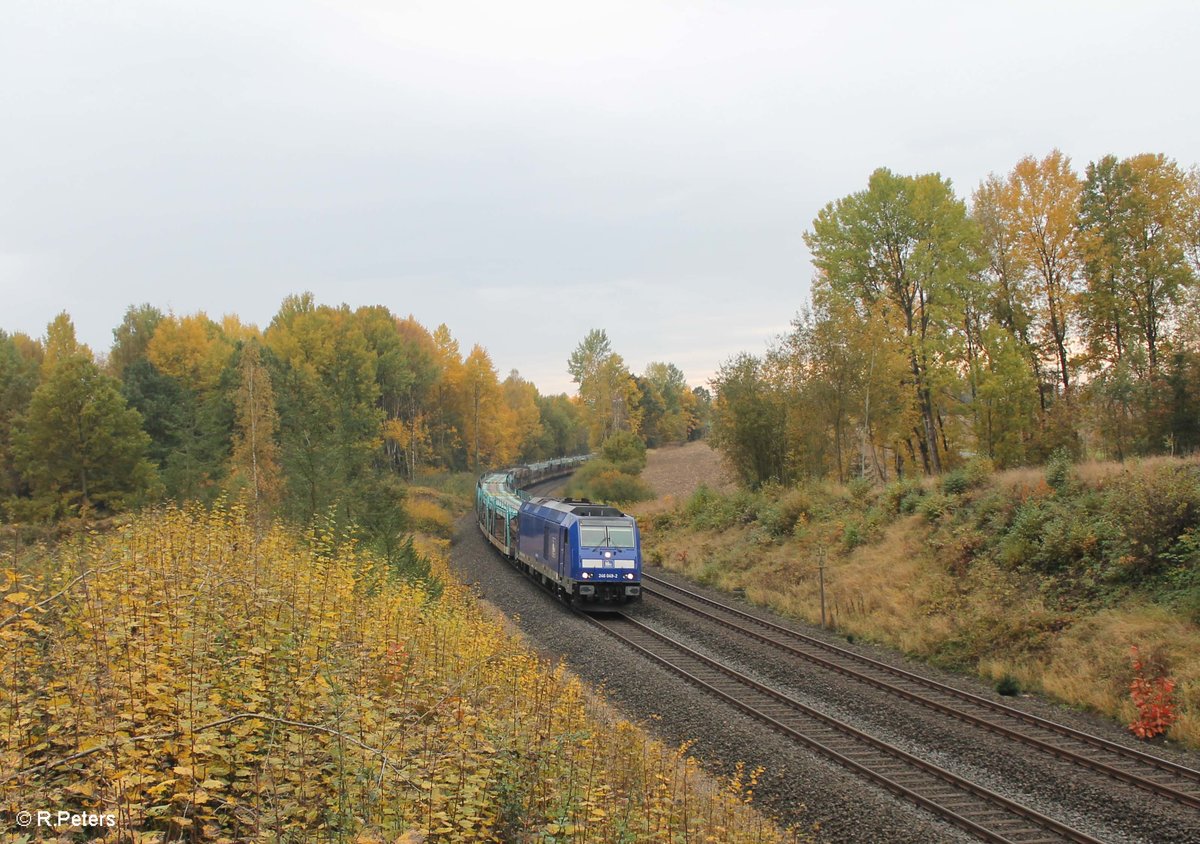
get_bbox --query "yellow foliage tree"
[147,312,234,392]
[461,345,517,470]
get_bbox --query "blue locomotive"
[476,462,642,607]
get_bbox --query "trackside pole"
[817,545,827,629]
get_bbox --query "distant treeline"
[0,296,707,544]
[712,151,1200,487]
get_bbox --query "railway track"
[583,609,1103,844]
[641,571,1200,812]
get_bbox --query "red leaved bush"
[1129,646,1178,740]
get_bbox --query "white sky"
[2,1,1197,394]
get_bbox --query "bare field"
[630,440,736,516]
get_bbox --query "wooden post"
[817,545,827,629]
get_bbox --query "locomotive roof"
[526,497,628,518]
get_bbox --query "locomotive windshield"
[580,524,636,548]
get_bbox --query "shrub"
[1129,646,1178,740]
[884,478,925,514]
[600,431,647,475]
[757,486,813,537]
[842,521,863,551]
[917,492,952,523]
[1045,448,1074,493]
[962,456,995,487]
[683,486,762,531]
[566,460,653,505]
[846,476,873,502]
[586,469,654,505]
[1103,464,1200,581]
[564,459,618,495]
[940,469,969,496]
[995,675,1021,696]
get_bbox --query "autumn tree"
[136,312,236,501]
[1001,151,1083,398]
[266,294,383,526]
[502,370,544,462]
[1081,155,1196,375]
[227,340,282,519]
[359,308,439,480]
[568,329,641,446]
[461,345,516,470]
[12,315,157,518]
[430,324,466,469]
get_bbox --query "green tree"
[0,331,41,510]
[710,353,790,488]
[805,168,977,474]
[13,318,157,518]
[534,394,587,457]
[108,303,164,378]
[266,294,383,526]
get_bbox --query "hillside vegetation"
[643,454,1200,746]
[1,506,795,843]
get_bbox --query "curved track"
[641,572,1200,811]
[582,609,1102,844]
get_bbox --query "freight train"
[476,457,643,608]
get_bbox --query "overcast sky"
[2,1,1197,394]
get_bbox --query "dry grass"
[405,495,455,537]
[647,456,1200,747]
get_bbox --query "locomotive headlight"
[581,572,590,579]
[624,573,635,580]
[603,551,613,559]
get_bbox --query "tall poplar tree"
[805,168,976,474]
[227,340,282,519]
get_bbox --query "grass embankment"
[1,500,797,842]
[643,455,1200,747]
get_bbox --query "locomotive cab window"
[580,524,636,548]
[607,526,636,548]
[580,525,607,547]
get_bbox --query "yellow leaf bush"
[1,504,800,842]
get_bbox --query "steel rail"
[641,571,1200,810]
[583,610,1103,844]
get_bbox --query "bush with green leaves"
[918,492,953,523]
[682,485,764,531]
[883,477,926,514]
[564,459,653,505]
[599,430,648,475]
[757,486,813,537]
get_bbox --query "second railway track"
[639,571,1200,812]
[583,609,1102,844]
